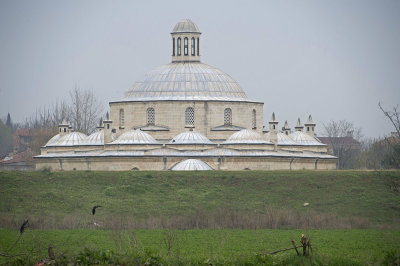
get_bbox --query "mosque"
[34,19,337,171]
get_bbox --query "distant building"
[34,19,337,171]
[318,131,362,155]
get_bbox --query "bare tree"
[378,102,400,168]
[68,87,104,134]
[379,102,400,138]
[322,120,363,169]
[23,100,68,130]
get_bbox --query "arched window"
[185,107,194,126]
[172,38,175,56]
[177,38,181,56]
[191,37,195,56]
[184,37,188,55]
[224,108,232,126]
[252,109,256,129]
[147,108,155,125]
[119,109,125,128]
[197,38,200,56]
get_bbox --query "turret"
[96,118,104,131]
[58,119,70,137]
[268,112,278,149]
[171,19,201,63]
[282,120,291,135]
[304,115,316,137]
[295,118,304,132]
[103,112,113,144]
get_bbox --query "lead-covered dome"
[290,131,326,146]
[172,19,201,33]
[110,129,159,145]
[82,130,104,146]
[124,62,248,102]
[169,130,214,144]
[171,159,212,171]
[48,132,87,146]
[45,134,61,146]
[224,129,272,144]
[265,132,299,146]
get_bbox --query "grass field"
[0,170,399,229]
[1,229,399,265]
[1,170,400,264]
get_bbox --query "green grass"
[1,229,399,265]
[0,170,399,229]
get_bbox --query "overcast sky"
[0,0,399,138]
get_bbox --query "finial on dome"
[295,118,304,132]
[97,117,104,130]
[282,120,291,135]
[284,120,289,128]
[307,115,313,124]
[106,112,109,120]
[60,118,68,125]
[271,112,276,122]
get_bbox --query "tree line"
[23,86,104,135]
[0,87,104,156]
[321,103,400,169]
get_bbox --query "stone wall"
[109,100,263,142]
[35,156,337,171]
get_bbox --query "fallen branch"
[268,244,303,255]
[291,240,300,256]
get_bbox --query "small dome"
[45,134,61,146]
[290,131,325,146]
[171,159,212,171]
[172,19,201,33]
[224,129,271,144]
[111,129,158,144]
[265,132,299,145]
[49,132,87,146]
[82,130,104,145]
[169,130,214,144]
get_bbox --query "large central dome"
[124,62,248,101]
[123,19,249,102]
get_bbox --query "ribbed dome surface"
[124,62,248,102]
[169,130,214,144]
[224,129,271,144]
[45,134,61,146]
[82,130,104,145]
[265,132,299,145]
[290,131,325,146]
[111,129,158,144]
[171,159,212,171]
[49,132,87,146]
[172,19,200,33]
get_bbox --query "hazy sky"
[0,0,399,138]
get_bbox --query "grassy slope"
[0,170,399,228]
[1,229,399,265]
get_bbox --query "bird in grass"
[92,205,102,215]
[19,219,29,234]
